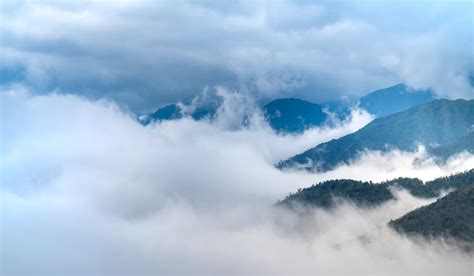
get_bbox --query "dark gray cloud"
[1,0,472,111]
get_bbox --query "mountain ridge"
[139,83,438,134]
[278,169,474,249]
[359,83,435,117]
[278,169,474,210]
[278,99,474,172]
[263,98,328,133]
[389,185,474,250]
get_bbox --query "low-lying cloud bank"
[1,91,473,275]
[289,147,474,183]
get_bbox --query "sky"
[1,0,473,112]
[1,1,474,274]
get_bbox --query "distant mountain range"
[277,99,474,172]
[279,169,474,249]
[139,83,436,133]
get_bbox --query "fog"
[1,89,473,275]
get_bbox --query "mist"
[1,89,473,275]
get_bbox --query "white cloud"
[303,147,474,183]
[1,91,473,274]
[0,88,371,215]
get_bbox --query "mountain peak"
[263,98,327,133]
[359,83,435,117]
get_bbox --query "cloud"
[1,91,473,274]
[0,88,372,215]
[1,0,472,111]
[290,146,474,183]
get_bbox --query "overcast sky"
[1,0,473,111]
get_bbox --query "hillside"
[429,132,474,159]
[279,170,474,248]
[138,104,183,124]
[278,99,474,172]
[389,186,474,249]
[359,83,435,117]
[278,179,395,209]
[139,103,218,125]
[263,98,328,133]
[278,169,474,209]
[323,83,435,120]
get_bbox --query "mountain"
[323,83,436,120]
[278,99,474,172]
[139,103,218,125]
[394,169,474,198]
[278,179,395,209]
[429,132,474,159]
[359,83,435,117]
[140,97,330,132]
[140,83,437,132]
[389,185,474,250]
[263,98,328,133]
[278,169,474,209]
[138,104,182,125]
[279,169,474,248]
[264,83,438,133]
